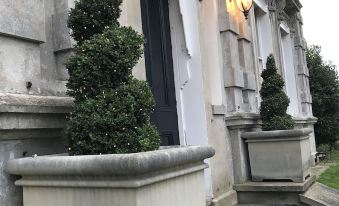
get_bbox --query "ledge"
[242,129,313,141]
[212,105,226,115]
[294,116,318,125]
[0,128,63,140]
[14,163,207,188]
[5,146,215,176]
[225,113,261,130]
[0,93,74,114]
[234,175,315,192]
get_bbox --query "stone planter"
[5,146,214,206]
[242,129,312,183]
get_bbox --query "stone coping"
[5,146,215,176]
[294,116,318,125]
[233,175,316,192]
[242,129,313,140]
[0,93,74,113]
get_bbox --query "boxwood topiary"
[65,0,160,155]
[260,55,295,131]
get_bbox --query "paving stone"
[300,182,339,206]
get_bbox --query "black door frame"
[140,0,180,146]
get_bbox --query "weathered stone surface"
[0,93,73,113]
[243,128,313,139]
[234,175,315,205]
[243,129,313,182]
[6,146,214,176]
[211,190,238,206]
[0,0,46,42]
[0,93,73,206]
[55,51,71,81]
[0,36,41,94]
[300,182,339,206]
[234,175,316,192]
[52,10,74,52]
[0,139,68,206]
[225,113,261,185]
[5,146,214,206]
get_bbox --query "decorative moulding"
[226,112,261,130]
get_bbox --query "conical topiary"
[65,0,160,155]
[260,54,295,131]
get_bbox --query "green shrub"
[68,0,122,44]
[66,27,144,102]
[260,55,294,131]
[317,144,331,154]
[65,0,160,155]
[307,46,339,147]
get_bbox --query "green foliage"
[307,46,339,146]
[66,80,160,155]
[65,27,144,102]
[260,55,295,131]
[318,164,339,190]
[65,0,160,155]
[317,144,331,154]
[68,0,123,44]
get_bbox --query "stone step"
[300,182,339,206]
[237,204,271,206]
[234,176,316,205]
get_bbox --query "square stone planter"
[5,146,214,206]
[242,129,313,183]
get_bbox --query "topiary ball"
[65,26,144,102]
[66,79,160,155]
[68,0,123,44]
[260,54,295,131]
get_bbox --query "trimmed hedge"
[260,55,294,131]
[65,0,160,155]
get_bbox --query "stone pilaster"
[220,0,258,115]
[291,12,313,117]
[218,0,261,186]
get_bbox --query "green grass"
[318,164,339,190]
[327,148,339,162]
[317,148,339,190]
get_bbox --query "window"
[254,0,273,73]
[280,22,300,116]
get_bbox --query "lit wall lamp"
[236,0,254,20]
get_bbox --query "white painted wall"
[280,23,300,117]
[168,0,211,200]
[169,0,208,149]
[197,0,224,106]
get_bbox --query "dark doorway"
[140,0,180,146]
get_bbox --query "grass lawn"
[317,148,339,190]
[318,164,339,189]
